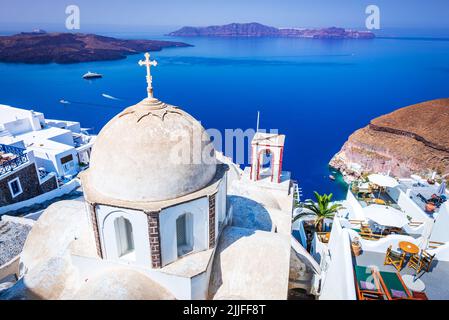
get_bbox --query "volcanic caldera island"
[168,22,375,39]
[0,31,192,64]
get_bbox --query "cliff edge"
[330,98,449,182]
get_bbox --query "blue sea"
[1,31,449,200]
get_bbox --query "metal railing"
[0,144,29,176]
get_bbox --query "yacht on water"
[82,71,103,79]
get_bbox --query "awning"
[368,174,399,188]
[363,204,409,228]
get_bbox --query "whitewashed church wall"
[159,197,209,266]
[216,175,228,235]
[96,205,151,268]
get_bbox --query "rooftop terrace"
[399,180,448,216]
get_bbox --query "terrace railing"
[0,144,29,177]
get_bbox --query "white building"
[0,104,94,178]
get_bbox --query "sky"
[1,0,449,33]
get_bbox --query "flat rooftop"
[11,126,72,143]
[355,250,449,300]
[26,139,74,155]
[0,104,43,124]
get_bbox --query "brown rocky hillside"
[330,98,449,181]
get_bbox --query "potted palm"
[293,191,344,233]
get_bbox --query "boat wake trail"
[102,93,121,101]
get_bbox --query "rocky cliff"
[0,32,191,64]
[330,98,449,182]
[169,23,375,39]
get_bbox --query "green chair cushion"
[355,266,374,283]
[379,271,407,296]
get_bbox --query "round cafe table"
[399,241,419,255]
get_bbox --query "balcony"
[0,144,29,177]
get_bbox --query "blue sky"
[1,0,449,31]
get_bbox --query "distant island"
[330,98,449,183]
[0,32,192,64]
[168,22,375,39]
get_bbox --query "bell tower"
[250,132,285,183]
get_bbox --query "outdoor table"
[399,241,419,255]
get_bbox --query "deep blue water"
[1,35,449,200]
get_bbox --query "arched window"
[176,213,193,257]
[114,216,135,260]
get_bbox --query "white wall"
[346,190,366,220]
[159,197,209,267]
[357,234,420,254]
[3,118,32,136]
[55,149,79,176]
[96,205,152,268]
[429,243,449,262]
[47,130,74,146]
[319,228,357,300]
[397,190,429,222]
[430,203,449,243]
[216,176,227,234]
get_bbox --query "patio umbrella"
[438,181,447,196]
[363,204,409,228]
[368,174,399,188]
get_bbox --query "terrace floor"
[355,251,449,300]
[399,181,448,216]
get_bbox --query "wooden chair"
[378,270,413,300]
[408,250,435,273]
[384,245,406,271]
[354,266,385,300]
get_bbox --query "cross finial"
[138,52,158,99]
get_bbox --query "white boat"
[82,71,103,79]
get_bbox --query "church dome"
[72,267,176,300]
[86,97,217,202]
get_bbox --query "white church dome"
[86,97,217,202]
[72,267,175,300]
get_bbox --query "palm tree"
[293,191,344,232]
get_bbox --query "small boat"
[83,71,103,79]
[329,175,336,181]
[59,99,70,104]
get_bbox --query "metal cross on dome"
[138,52,158,99]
